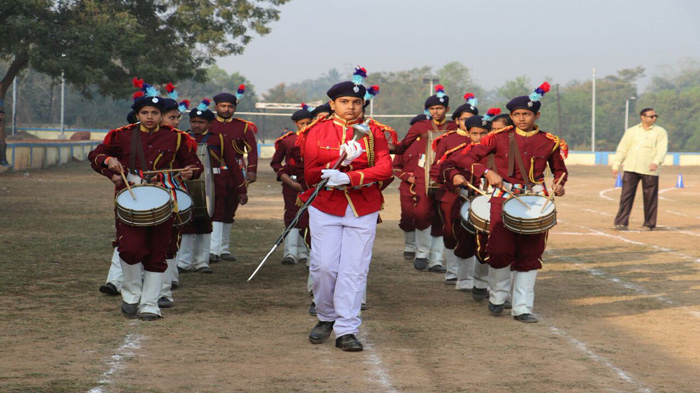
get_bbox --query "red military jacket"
[298,115,393,217]
[89,123,203,190]
[445,126,568,191]
[392,132,423,196]
[437,143,489,199]
[210,116,258,176]
[429,129,471,203]
[392,119,458,187]
[190,130,246,196]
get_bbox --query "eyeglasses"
[644,115,659,118]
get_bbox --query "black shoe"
[361,303,367,310]
[309,321,334,344]
[514,313,539,323]
[139,312,160,321]
[158,297,173,308]
[209,253,221,263]
[99,282,120,296]
[195,266,213,274]
[488,302,504,315]
[0,160,9,167]
[220,253,237,261]
[413,258,428,270]
[335,334,363,352]
[472,287,488,301]
[445,278,457,285]
[298,258,308,265]
[504,300,512,309]
[177,266,189,273]
[428,265,446,273]
[403,251,416,261]
[612,224,628,231]
[121,302,138,318]
[308,302,317,316]
[280,256,296,265]
[171,281,179,290]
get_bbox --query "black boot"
[335,334,363,352]
[309,321,334,344]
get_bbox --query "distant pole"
[422,78,439,97]
[624,96,636,132]
[59,70,66,139]
[556,84,562,134]
[591,67,596,152]
[370,98,374,118]
[11,78,17,136]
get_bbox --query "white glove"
[339,140,363,166]
[321,169,350,187]
[126,172,146,185]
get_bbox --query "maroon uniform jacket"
[190,130,246,196]
[430,129,471,204]
[210,116,258,177]
[271,131,304,181]
[298,115,393,217]
[89,123,203,187]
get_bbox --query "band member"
[444,83,568,323]
[270,103,314,265]
[392,86,458,272]
[436,110,499,298]
[311,102,332,119]
[177,100,247,274]
[88,78,203,320]
[209,86,258,262]
[299,67,393,351]
[430,93,479,284]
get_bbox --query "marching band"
[89,69,568,349]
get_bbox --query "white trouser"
[177,234,195,270]
[473,261,490,290]
[120,260,143,305]
[160,258,176,301]
[511,270,538,316]
[141,271,164,316]
[456,256,475,290]
[415,227,431,259]
[444,249,459,280]
[403,230,416,253]
[284,228,300,261]
[307,270,314,294]
[429,235,444,267]
[298,229,309,261]
[221,222,233,255]
[309,205,378,337]
[489,266,512,305]
[106,247,123,291]
[193,233,212,269]
[210,221,223,256]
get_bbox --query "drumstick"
[120,170,136,200]
[499,187,530,209]
[540,173,567,213]
[140,168,186,175]
[464,182,488,196]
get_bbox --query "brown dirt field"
[1,161,700,393]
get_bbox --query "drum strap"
[130,128,151,182]
[508,132,532,189]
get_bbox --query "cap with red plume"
[482,107,501,123]
[236,84,246,101]
[292,102,315,121]
[507,81,550,113]
[425,84,449,108]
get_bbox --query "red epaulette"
[103,123,134,146]
[431,130,456,152]
[543,132,568,159]
[295,116,327,155]
[367,118,399,145]
[437,142,470,165]
[275,131,295,149]
[234,117,258,134]
[481,125,514,147]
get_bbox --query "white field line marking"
[599,187,618,201]
[580,207,614,217]
[547,326,652,393]
[667,210,700,220]
[88,324,143,393]
[665,227,700,237]
[658,187,675,201]
[358,329,398,393]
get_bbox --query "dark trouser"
[117,217,174,272]
[398,182,417,232]
[614,171,659,228]
[212,192,239,223]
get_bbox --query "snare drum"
[459,199,476,235]
[185,143,215,218]
[468,195,491,233]
[115,184,173,227]
[502,194,557,234]
[172,188,193,227]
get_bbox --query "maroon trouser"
[451,199,489,261]
[398,181,417,232]
[181,216,213,235]
[486,197,546,272]
[166,226,182,259]
[117,217,174,272]
[212,192,239,223]
[614,171,659,228]
[439,199,458,249]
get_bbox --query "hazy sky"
[218,0,700,95]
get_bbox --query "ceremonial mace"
[247,123,371,282]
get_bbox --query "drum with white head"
[468,195,491,234]
[502,194,557,234]
[115,184,173,227]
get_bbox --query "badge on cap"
[353,86,359,93]
[197,110,202,115]
[152,97,159,103]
